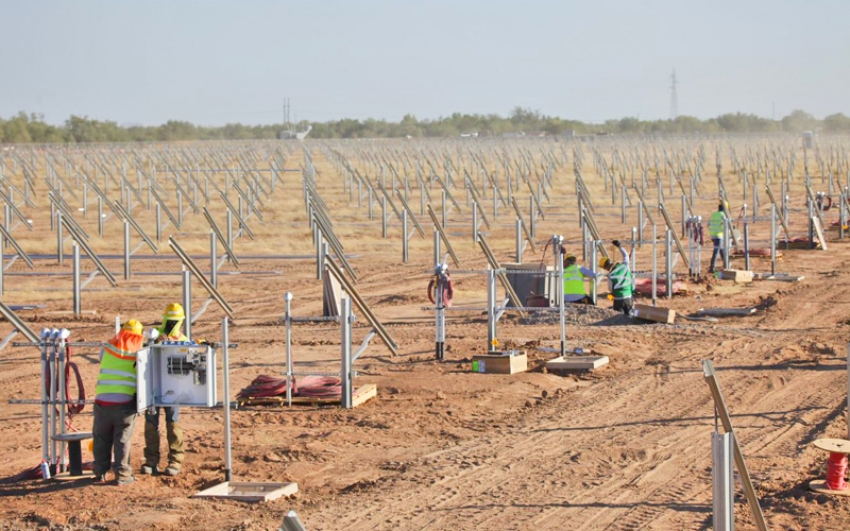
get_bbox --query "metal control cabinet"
[137,343,217,410]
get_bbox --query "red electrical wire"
[295,375,341,398]
[825,452,848,491]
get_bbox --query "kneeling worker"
[141,303,187,476]
[600,240,634,315]
[563,254,597,304]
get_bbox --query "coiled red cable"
[825,452,848,491]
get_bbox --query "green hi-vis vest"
[708,211,726,238]
[95,333,141,397]
[563,265,586,296]
[609,263,633,299]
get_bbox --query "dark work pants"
[710,238,725,271]
[144,407,184,470]
[92,402,137,481]
[613,297,634,316]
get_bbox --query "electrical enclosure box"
[136,343,217,410]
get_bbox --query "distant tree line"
[2,108,850,144]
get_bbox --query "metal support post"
[341,297,353,409]
[681,195,687,237]
[840,193,846,239]
[57,332,67,472]
[433,229,441,266]
[712,431,735,531]
[637,202,644,248]
[0,230,4,295]
[441,190,447,227]
[515,219,523,263]
[590,243,598,306]
[73,244,81,315]
[770,205,777,275]
[155,203,162,242]
[177,191,184,228]
[381,196,388,239]
[743,222,750,272]
[182,268,192,341]
[285,293,293,407]
[226,210,233,253]
[123,221,131,280]
[435,267,446,361]
[82,184,88,219]
[472,202,478,244]
[40,330,49,470]
[486,267,496,353]
[97,197,103,238]
[48,330,57,471]
[557,237,566,356]
[314,227,322,280]
[621,185,627,224]
[368,187,373,220]
[722,218,730,270]
[57,212,64,265]
[402,210,409,263]
[665,230,673,299]
[210,232,218,288]
[221,317,232,481]
[652,224,658,307]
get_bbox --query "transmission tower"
[669,69,678,120]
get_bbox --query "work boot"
[92,474,108,484]
[164,465,180,477]
[140,464,156,475]
[117,475,136,486]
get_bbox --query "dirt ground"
[1,139,849,530]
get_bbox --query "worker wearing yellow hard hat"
[707,203,729,274]
[92,319,145,485]
[141,303,187,477]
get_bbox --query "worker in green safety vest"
[707,203,728,273]
[563,254,597,305]
[600,240,634,315]
[92,319,145,485]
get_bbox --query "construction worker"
[141,303,186,476]
[563,254,597,304]
[92,319,145,485]
[707,203,728,273]
[600,240,633,315]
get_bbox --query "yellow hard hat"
[599,257,612,270]
[122,319,143,335]
[163,303,185,321]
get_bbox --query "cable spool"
[427,275,454,307]
[809,438,850,496]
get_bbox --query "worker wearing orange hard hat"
[92,319,145,485]
[140,303,187,477]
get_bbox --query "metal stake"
[182,268,192,341]
[57,212,64,265]
[123,221,131,280]
[73,244,81,315]
[770,204,777,275]
[652,224,658,307]
[210,231,217,288]
[516,219,523,263]
[285,293,293,407]
[221,317,232,481]
[403,210,409,263]
[341,297,353,409]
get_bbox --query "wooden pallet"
[546,355,609,371]
[193,481,298,502]
[237,384,377,408]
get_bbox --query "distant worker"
[600,240,633,315]
[563,253,597,305]
[141,303,187,477]
[707,203,729,273]
[92,319,145,485]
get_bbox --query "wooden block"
[632,304,675,324]
[752,273,805,282]
[193,481,299,502]
[471,352,528,374]
[546,355,609,371]
[718,269,754,283]
[813,216,828,250]
[351,383,378,407]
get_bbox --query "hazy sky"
[2,1,848,126]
